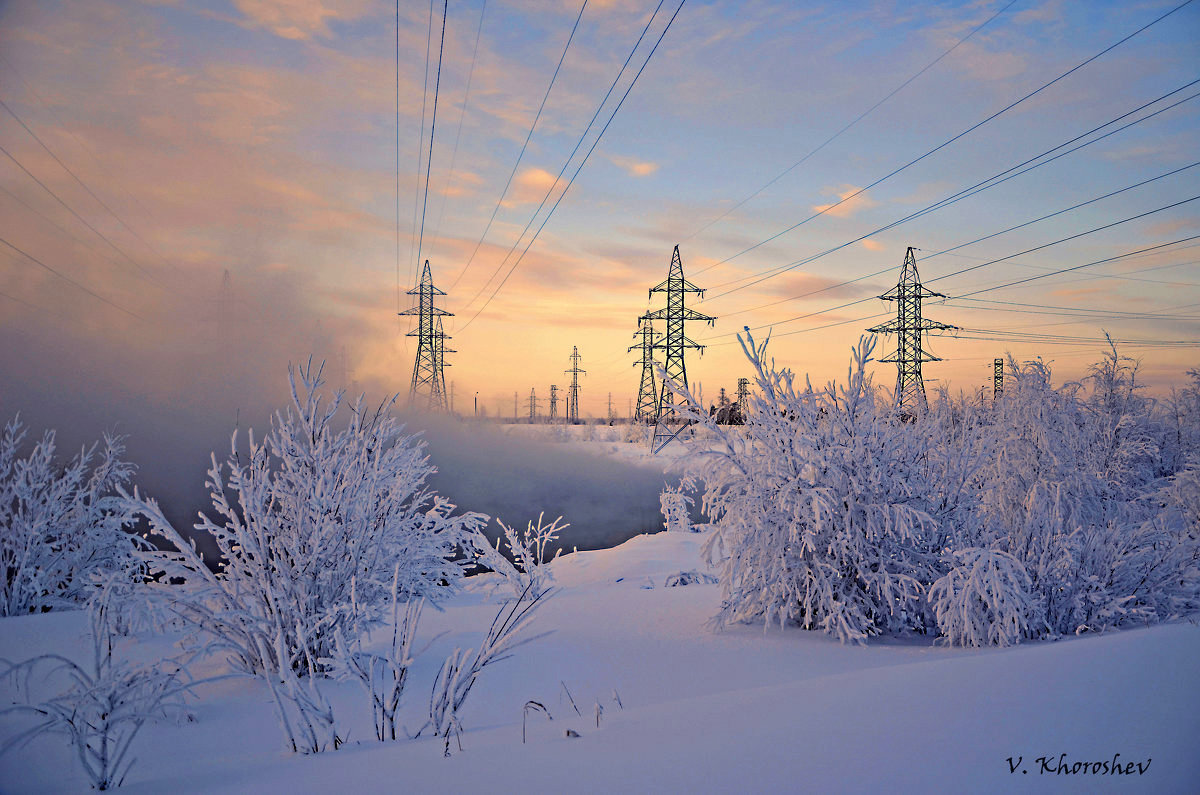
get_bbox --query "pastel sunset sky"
[1,0,1197,434]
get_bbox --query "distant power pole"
[718,387,728,407]
[993,358,1004,404]
[736,377,750,407]
[549,384,559,420]
[629,316,660,423]
[643,245,715,451]
[607,392,614,423]
[565,346,586,423]
[867,247,954,419]
[400,260,453,411]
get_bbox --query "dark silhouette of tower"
[867,247,954,418]
[736,377,750,407]
[643,245,715,450]
[399,260,453,411]
[565,346,585,423]
[528,388,539,422]
[549,384,559,420]
[993,358,1004,404]
[629,316,660,423]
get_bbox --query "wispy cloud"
[608,154,659,178]
[811,186,879,219]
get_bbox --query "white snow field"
[2,530,1197,794]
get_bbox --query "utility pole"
[867,247,954,419]
[643,245,715,451]
[993,358,1004,404]
[565,346,585,423]
[549,384,559,421]
[629,316,660,423]
[607,392,614,424]
[399,260,453,411]
[529,388,539,422]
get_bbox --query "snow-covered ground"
[3,530,1197,793]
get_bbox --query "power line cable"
[449,0,590,291]
[0,234,143,320]
[685,0,1020,246]
[409,0,436,291]
[696,0,1196,276]
[0,97,173,281]
[430,0,488,246]
[456,0,687,332]
[0,142,163,287]
[414,0,448,272]
[703,78,1200,299]
[457,0,666,315]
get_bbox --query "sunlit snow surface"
[2,479,1198,792]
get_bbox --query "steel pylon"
[400,260,453,411]
[867,247,954,418]
[629,316,661,423]
[643,245,715,451]
[565,346,585,423]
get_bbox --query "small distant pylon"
[607,392,614,423]
[565,346,585,423]
[529,388,539,422]
[514,391,519,420]
[399,260,453,411]
[993,358,1004,404]
[736,377,750,407]
[630,316,660,423]
[867,247,954,418]
[549,385,559,420]
[643,245,715,451]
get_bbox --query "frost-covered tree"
[119,362,488,681]
[0,417,141,616]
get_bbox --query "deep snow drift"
[2,530,1197,793]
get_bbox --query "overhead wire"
[684,0,1020,246]
[449,0,590,291]
[456,0,688,333]
[456,0,667,316]
[701,78,1200,300]
[414,0,449,273]
[693,0,1197,279]
[430,0,488,246]
[0,234,143,321]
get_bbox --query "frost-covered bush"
[119,362,488,681]
[0,586,196,789]
[476,514,566,597]
[684,335,940,644]
[929,548,1033,647]
[0,417,142,616]
[659,482,695,533]
[675,331,1200,647]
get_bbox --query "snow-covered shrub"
[659,482,694,533]
[664,570,717,587]
[683,334,941,644]
[929,548,1034,647]
[330,568,423,742]
[474,514,566,597]
[0,587,195,789]
[119,361,488,681]
[675,330,1200,647]
[421,582,552,753]
[0,417,142,616]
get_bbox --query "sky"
[1,0,1198,449]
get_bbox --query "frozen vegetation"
[0,339,1198,791]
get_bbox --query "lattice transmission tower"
[548,384,559,420]
[993,358,1004,404]
[643,245,715,451]
[629,317,660,423]
[736,377,750,407]
[400,260,453,411]
[528,388,540,422]
[867,247,954,418]
[565,346,585,423]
